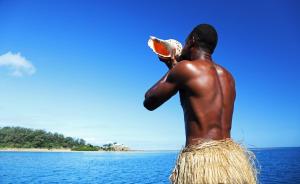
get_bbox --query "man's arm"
[143,49,180,111]
[143,70,179,111]
[143,60,192,111]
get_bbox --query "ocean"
[0,147,299,184]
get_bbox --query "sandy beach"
[0,148,73,152]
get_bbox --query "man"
[144,24,257,184]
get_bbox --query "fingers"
[171,48,176,60]
[158,55,168,60]
[171,48,178,64]
[158,56,167,62]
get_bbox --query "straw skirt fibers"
[169,139,258,184]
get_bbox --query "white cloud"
[0,51,36,77]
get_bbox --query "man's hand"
[158,48,178,69]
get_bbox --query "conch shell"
[148,36,182,57]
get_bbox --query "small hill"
[0,126,99,151]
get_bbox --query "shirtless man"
[144,24,235,145]
[144,24,257,184]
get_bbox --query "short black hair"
[186,24,218,54]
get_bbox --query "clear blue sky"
[0,0,299,150]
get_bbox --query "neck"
[190,48,212,61]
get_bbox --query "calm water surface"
[0,148,300,184]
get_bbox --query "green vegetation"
[71,144,100,151]
[0,126,99,150]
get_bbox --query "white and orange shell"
[147,36,182,57]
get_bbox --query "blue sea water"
[0,148,300,184]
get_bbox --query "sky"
[0,0,299,150]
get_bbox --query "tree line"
[0,126,99,150]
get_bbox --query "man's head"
[181,24,218,59]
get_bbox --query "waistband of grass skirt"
[182,138,235,152]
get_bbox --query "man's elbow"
[143,98,157,111]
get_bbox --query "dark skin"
[143,40,236,146]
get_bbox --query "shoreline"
[0,148,180,153]
[0,148,73,152]
[0,148,141,152]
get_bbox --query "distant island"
[0,127,129,151]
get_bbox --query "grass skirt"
[169,139,258,184]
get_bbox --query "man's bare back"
[177,58,236,146]
[143,55,235,146]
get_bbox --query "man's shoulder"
[166,60,192,83]
[169,60,196,77]
[174,60,208,73]
[172,59,216,75]
[214,63,235,84]
[214,63,229,74]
